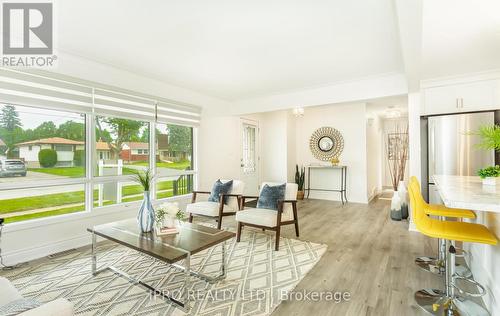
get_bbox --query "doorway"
[241,119,259,195]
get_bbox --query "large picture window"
[0,69,200,225]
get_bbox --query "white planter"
[482,177,497,186]
[390,191,402,221]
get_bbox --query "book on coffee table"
[156,226,179,236]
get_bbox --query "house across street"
[14,137,84,168]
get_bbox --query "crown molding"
[421,69,500,88]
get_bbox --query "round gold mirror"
[309,127,344,161]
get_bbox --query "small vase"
[163,216,180,228]
[390,191,402,221]
[137,191,155,233]
[397,181,409,220]
[482,177,497,186]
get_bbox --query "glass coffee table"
[87,218,235,312]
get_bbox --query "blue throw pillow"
[208,180,233,204]
[257,183,286,211]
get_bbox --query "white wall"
[286,112,297,183]
[197,113,263,195]
[366,115,383,201]
[19,145,40,162]
[294,103,368,203]
[197,116,243,191]
[260,111,289,183]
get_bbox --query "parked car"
[0,159,27,177]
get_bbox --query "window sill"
[2,194,192,233]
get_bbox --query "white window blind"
[0,68,93,113]
[0,69,201,125]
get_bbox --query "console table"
[306,165,348,204]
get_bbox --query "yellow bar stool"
[409,179,498,316]
[411,178,475,278]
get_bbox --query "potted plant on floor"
[132,168,155,233]
[295,164,306,200]
[477,165,500,186]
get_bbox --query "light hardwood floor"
[271,198,442,316]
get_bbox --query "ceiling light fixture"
[385,109,401,119]
[293,107,304,117]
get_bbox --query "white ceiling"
[57,0,404,100]
[422,0,500,79]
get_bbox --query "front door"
[241,119,259,195]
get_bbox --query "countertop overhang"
[433,175,500,213]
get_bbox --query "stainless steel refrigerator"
[422,112,495,204]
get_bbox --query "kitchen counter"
[433,175,500,213]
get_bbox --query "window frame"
[0,103,198,227]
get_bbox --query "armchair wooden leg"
[217,214,223,230]
[188,214,193,223]
[275,224,281,251]
[237,222,242,242]
[292,202,299,237]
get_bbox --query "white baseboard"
[408,221,417,232]
[2,234,90,266]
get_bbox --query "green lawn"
[28,167,85,177]
[4,200,115,224]
[132,160,192,170]
[28,160,191,178]
[0,191,86,214]
[0,180,175,215]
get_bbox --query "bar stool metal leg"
[415,242,490,316]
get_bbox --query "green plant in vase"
[472,124,500,186]
[477,165,500,186]
[295,164,305,200]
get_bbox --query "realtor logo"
[2,2,53,55]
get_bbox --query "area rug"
[1,229,327,315]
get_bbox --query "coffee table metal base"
[91,232,227,313]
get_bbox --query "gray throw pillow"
[0,298,41,316]
[257,183,286,211]
[208,180,233,204]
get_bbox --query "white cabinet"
[423,85,460,115]
[423,79,500,115]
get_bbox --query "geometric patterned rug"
[0,228,327,315]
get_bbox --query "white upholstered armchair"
[236,182,299,251]
[186,179,245,229]
[0,277,74,315]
